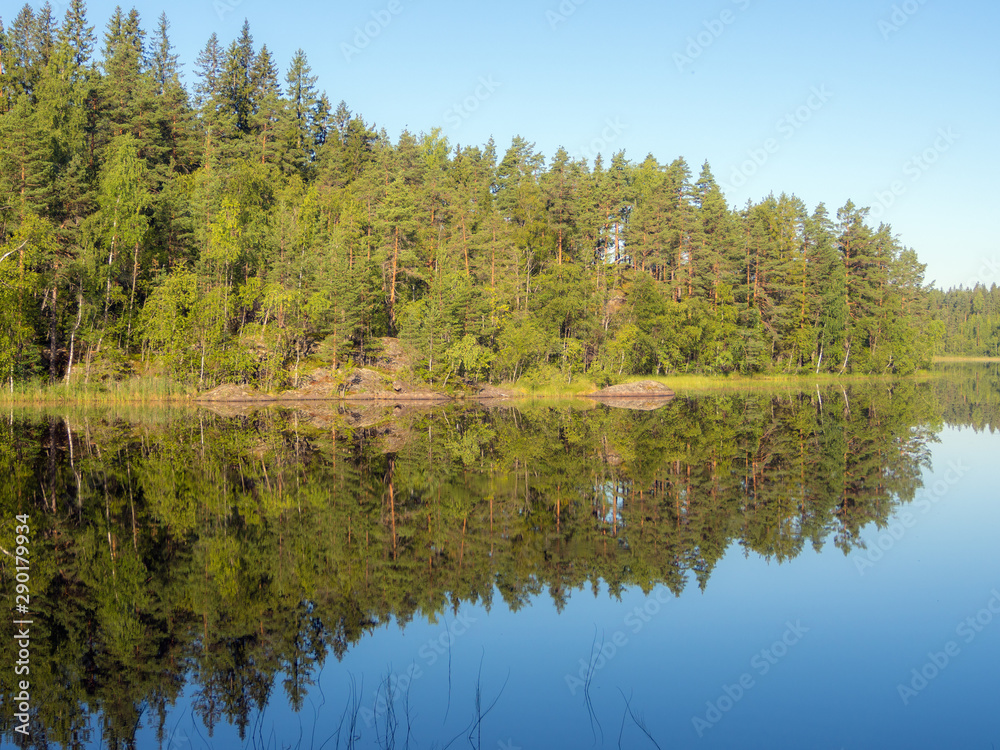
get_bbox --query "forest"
[931,285,1000,357]
[0,2,990,395]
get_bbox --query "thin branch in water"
[616,688,662,750]
[403,677,415,750]
[375,667,398,750]
[337,674,363,750]
[584,626,604,745]
[310,663,328,750]
[188,706,210,750]
[443,614,453,724]
[466,650,510,750]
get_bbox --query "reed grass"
[636,371,935,394]
[933,356,1000,363]
[497,369,941,399]
[0,375,195,406]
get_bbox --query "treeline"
[0,3,942,391]
[934,362,1000,430]
[931,285,1000,357]
[0,383,940,744]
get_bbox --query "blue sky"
[47,0,1000,289]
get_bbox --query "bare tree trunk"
[49,285,58,383]
[127,240,141,340]
[461,216,470,277]
[390,227,399,329]
[839,340,851,374]
[65,292,84,384]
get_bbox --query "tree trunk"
[127,240,141,340]
[48,285,58,383]
[390,226,399,329]
[65,292,83,385]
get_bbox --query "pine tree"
[30,2,97,225]
[220,20,256,135]
[193,33,221,113]
[629,155,668,275]
[836,200,874,372]
[57,0,95,70]
[0,94,53,207]
[150,12,179,96]
[32,3,56,70]
[663,157,697,300]
[312,92,331,150]
[251,44,283,166]
[541,147,578,267]
[284,49,318,172]
[99,5,149,141]
[2,5,41,101]
[808,203,846,372]
[332,99,351,143]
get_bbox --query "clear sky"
[48,0,1000,289]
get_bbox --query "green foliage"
[445,333,493,381]
[932,284,1000,358]
[0,5,948,394]
[0,210,53,384]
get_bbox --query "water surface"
[1,368,999,749]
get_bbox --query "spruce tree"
[220,20,256,135]
[284,49,318,171]
[150,12,179,95]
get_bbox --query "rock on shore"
[590,380,675,399]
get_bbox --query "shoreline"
[0,367,966,407]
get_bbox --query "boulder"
[591,380,675,399]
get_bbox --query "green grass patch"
[933,356,1000,363]
[0,376,195,406]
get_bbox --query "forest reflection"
[1,370,999,748]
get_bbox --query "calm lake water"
[2,366,999,749]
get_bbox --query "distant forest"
[0,3,994,390]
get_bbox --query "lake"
[1,366,999,749]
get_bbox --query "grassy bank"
[933,356,1000,363]
[499,369,940,398]
[1,362,978,406]
[0,376,196,406]
[646,371,936,395]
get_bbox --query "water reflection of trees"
[0,377,980,746]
